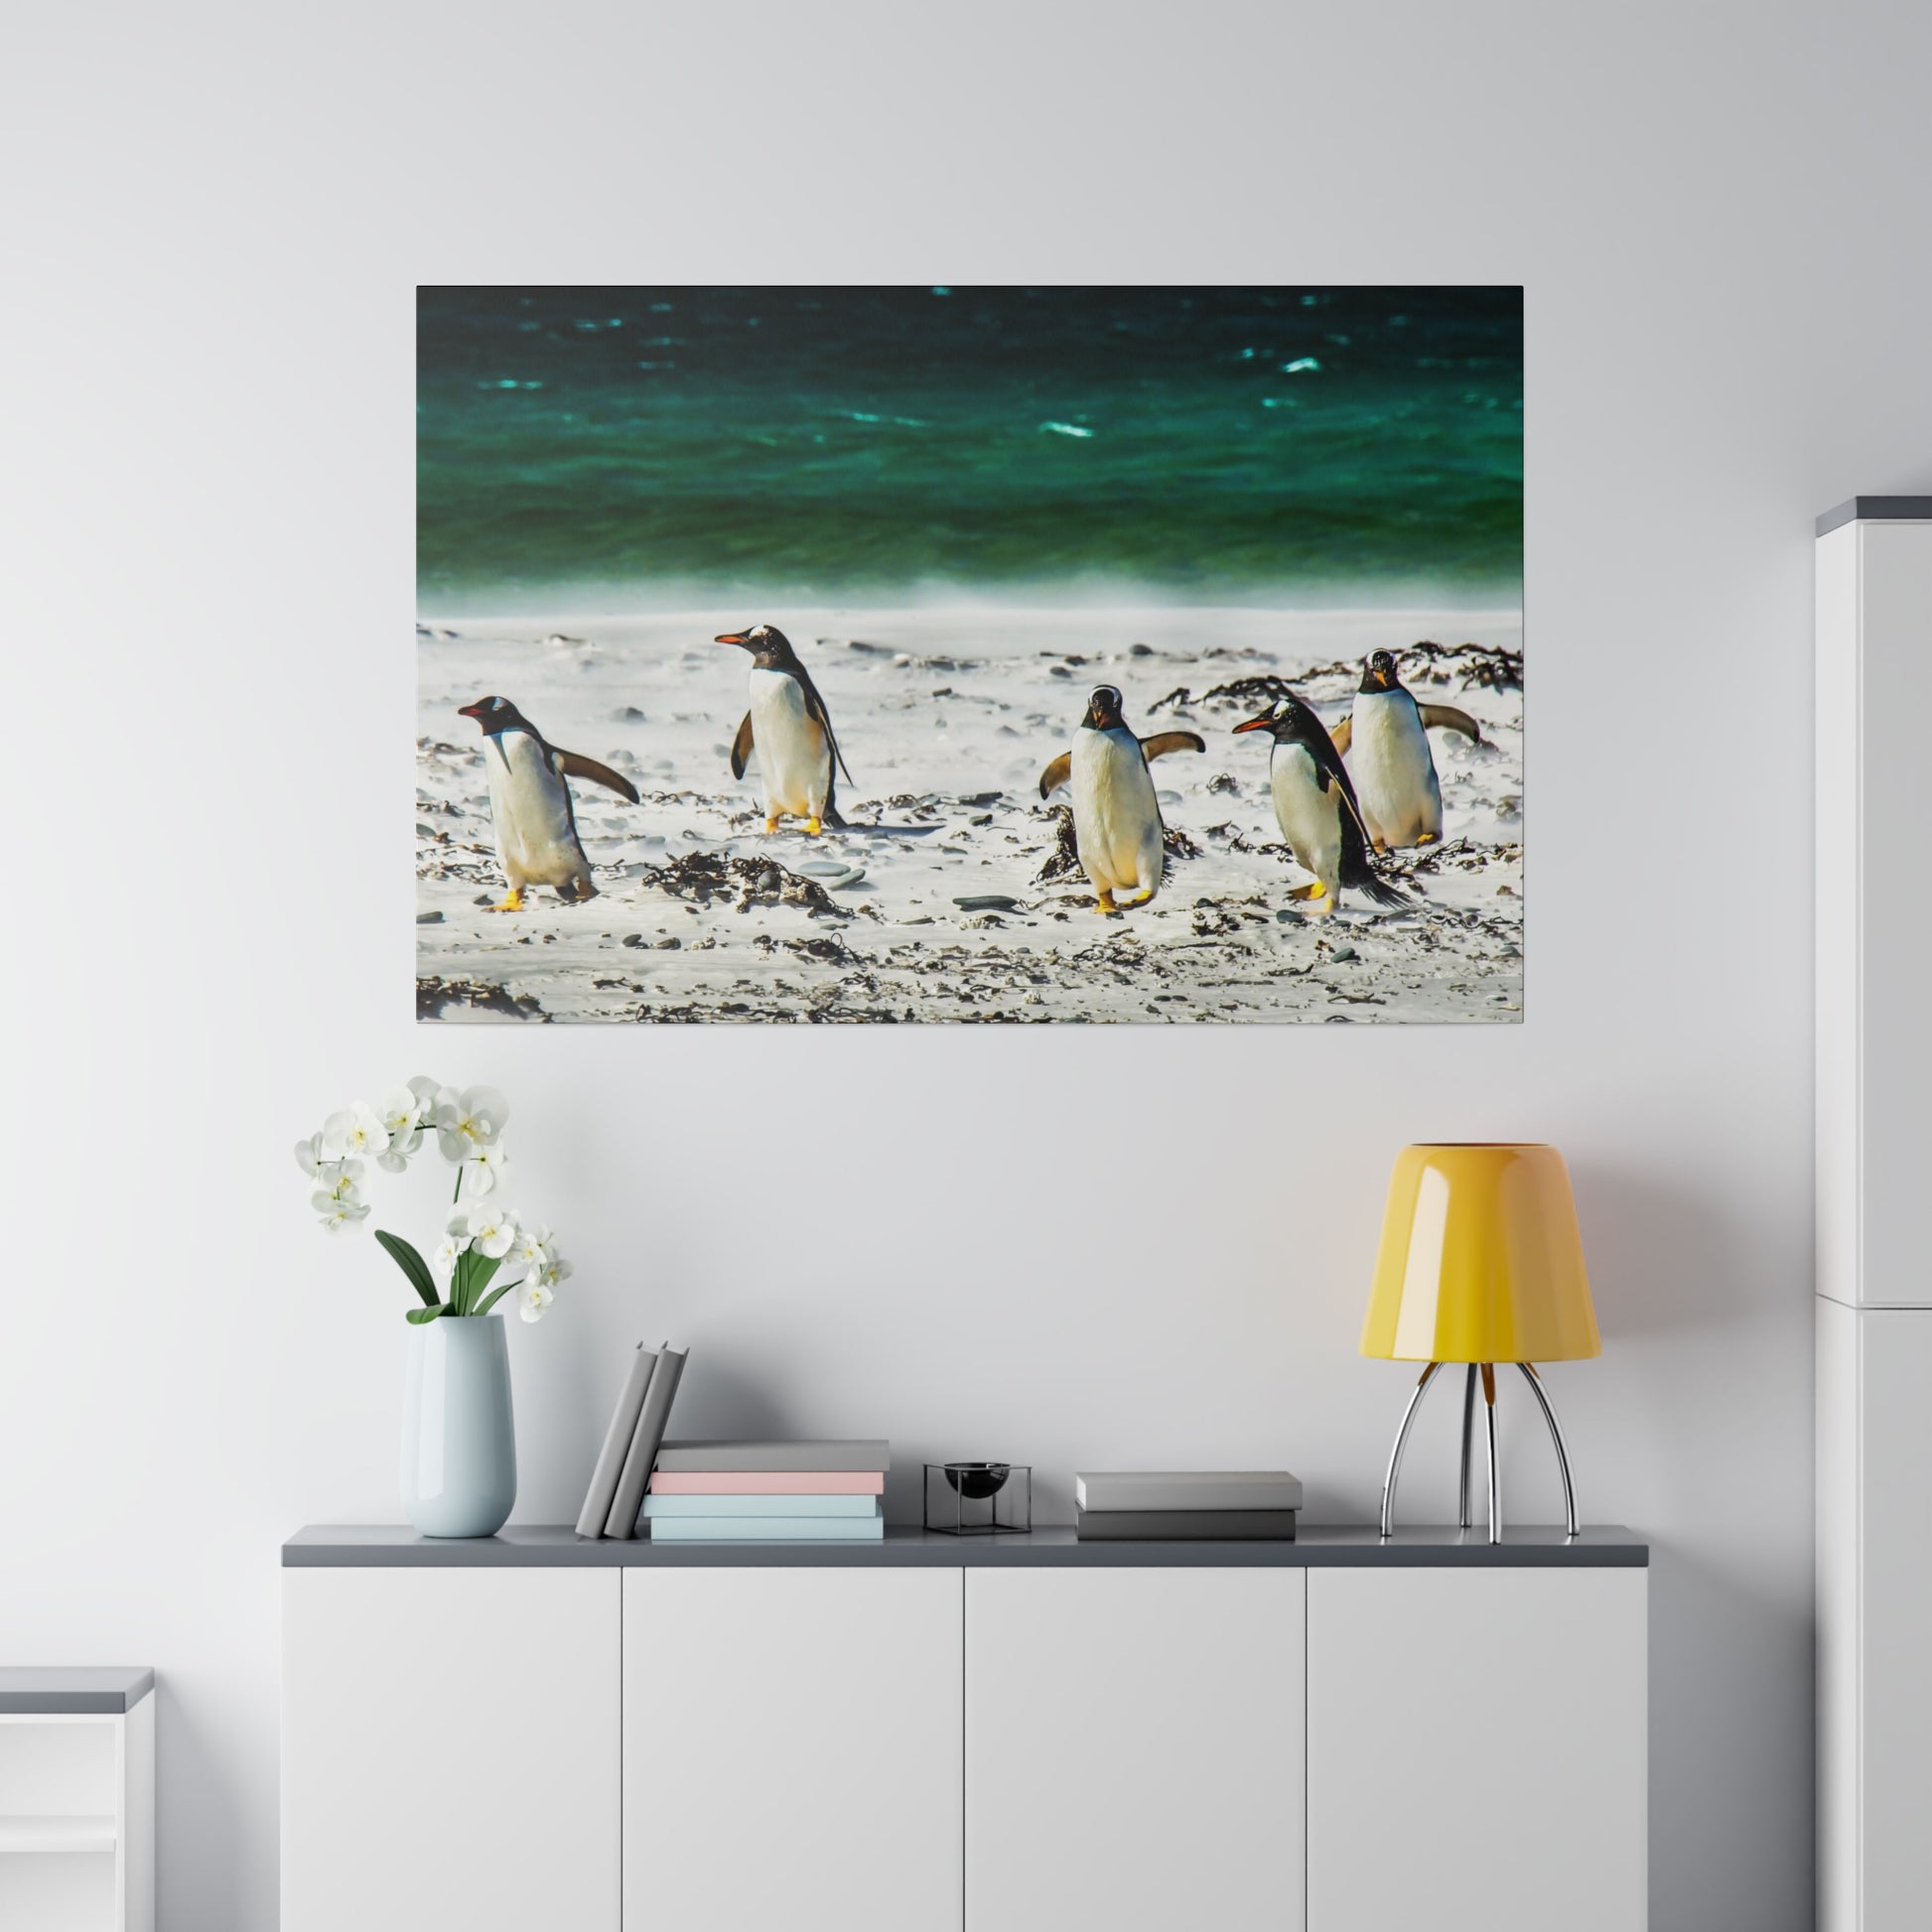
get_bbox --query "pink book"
[647,1469,887,1495]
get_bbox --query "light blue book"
[647,1515,887,1543]
[640,1493,883,1520]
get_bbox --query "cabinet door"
[966,1567,1306,1932]
[1307,1568,1645,1932]
[623,1568,962,1932]
[282,1568,621,1932]
[1862,1309,1932,1926]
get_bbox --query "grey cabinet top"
[1817,496,1932,535]
[0,1667,154,1714]
[285,1524,1646,1569]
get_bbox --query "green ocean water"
[417,286,1521,605]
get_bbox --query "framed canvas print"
[416,285,1522,1024]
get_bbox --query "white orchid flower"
[529,1252,573,1293]
[460,1144,513,1197]
[314,1187,370,1234]
[293,1134,337,1181]
[321,1101,389,1163]
[313,1160,365,1203]
[466,1205,520,1260]
[509,1221,552,1268]
[375,1087,428,1171]
[435,1085,509,1163]
[517,1281,555,1323]
[408,1074,443,1109]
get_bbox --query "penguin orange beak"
[457,701,485,721]
[714,632,748,646]
[1232,713,1272,734]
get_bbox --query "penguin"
[1231,694,1408,915]
[1328,649,1485,849]
[1037,686,1204,911]
[456,695,639,910]
[717,624,852,834]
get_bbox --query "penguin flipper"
[731,712,756,780]
[793,667,855,786]
[1328,714,1353,758]
[1037,752,1073,799]
[1335,781,1408,908]
[1419,703,1483,743]
[555,750,640,804]
[1138,731,1207,761]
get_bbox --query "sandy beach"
[415,605,1522,1024]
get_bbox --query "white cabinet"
[0,1687,152,1932]
[965,1568,1305,1932]
[1307,1568,1646,1932]
[621,1568,961,1932]
[281,1569,621,1932]
[283,1534,1645,1932]
[1815,500,1932,1932]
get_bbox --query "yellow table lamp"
[1363,1144,1598,1543]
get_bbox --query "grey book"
[1075,1507,1298,1541]
[605,1344,689,1539]
[653,1439,890,1474]
[1075,1471,1305,1513]
[574,1343,658,1539]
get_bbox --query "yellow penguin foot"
[1288,883,1325,901]
[763,815,781,835]
[1371,838,1388,854]
[491,888,524,912]
[1416,832,1440,846]
[1095,890,1118,913]
[804,816,823,836]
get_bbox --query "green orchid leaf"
[474,1278,519,1318]
[404,1303,448,1325]
[374,1229,440,1308]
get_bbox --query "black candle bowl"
[941,1461,1011,1501]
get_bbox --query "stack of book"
[576,1341,690,1541]
[642,1441,890,1543]
[1073,1470,1303,1540]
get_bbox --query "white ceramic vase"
[400,1315,516,1538]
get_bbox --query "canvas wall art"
[416,285,1522,1024]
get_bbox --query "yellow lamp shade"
[1360,1144,1599,1364]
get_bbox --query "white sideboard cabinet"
[283,1525,1647,1932]
[1815,499,1932,1932]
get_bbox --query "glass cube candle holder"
[924,1462,1032,1535]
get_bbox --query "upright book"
[575,1342,657,1539]
[604,1344,689,1539]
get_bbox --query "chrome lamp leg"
[1518,1362,1580,1537]
[1378,1361,1443,1539]
[1457,1364,1477,1530]
[1481,1362,1501,1544]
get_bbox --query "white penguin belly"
[1271,743,1343,894]
[749,668,829,818]
[1348,690,1440,847]
[484,732,588,888]
[1071,728,1165,901]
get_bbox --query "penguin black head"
[458,695,533,737]
[1232,692,1324,744]
[715,623,798,669]
[1360,649,1404,694]
[1083,684,1127,731]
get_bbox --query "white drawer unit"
[0,1670,154,1932]
[282,1526,1647,1932]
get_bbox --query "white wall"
[4,3,1929,1926]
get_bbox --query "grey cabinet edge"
[1816,497,1932,536]
[283,1524,1648,1570]
[0,1667,154,1715]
